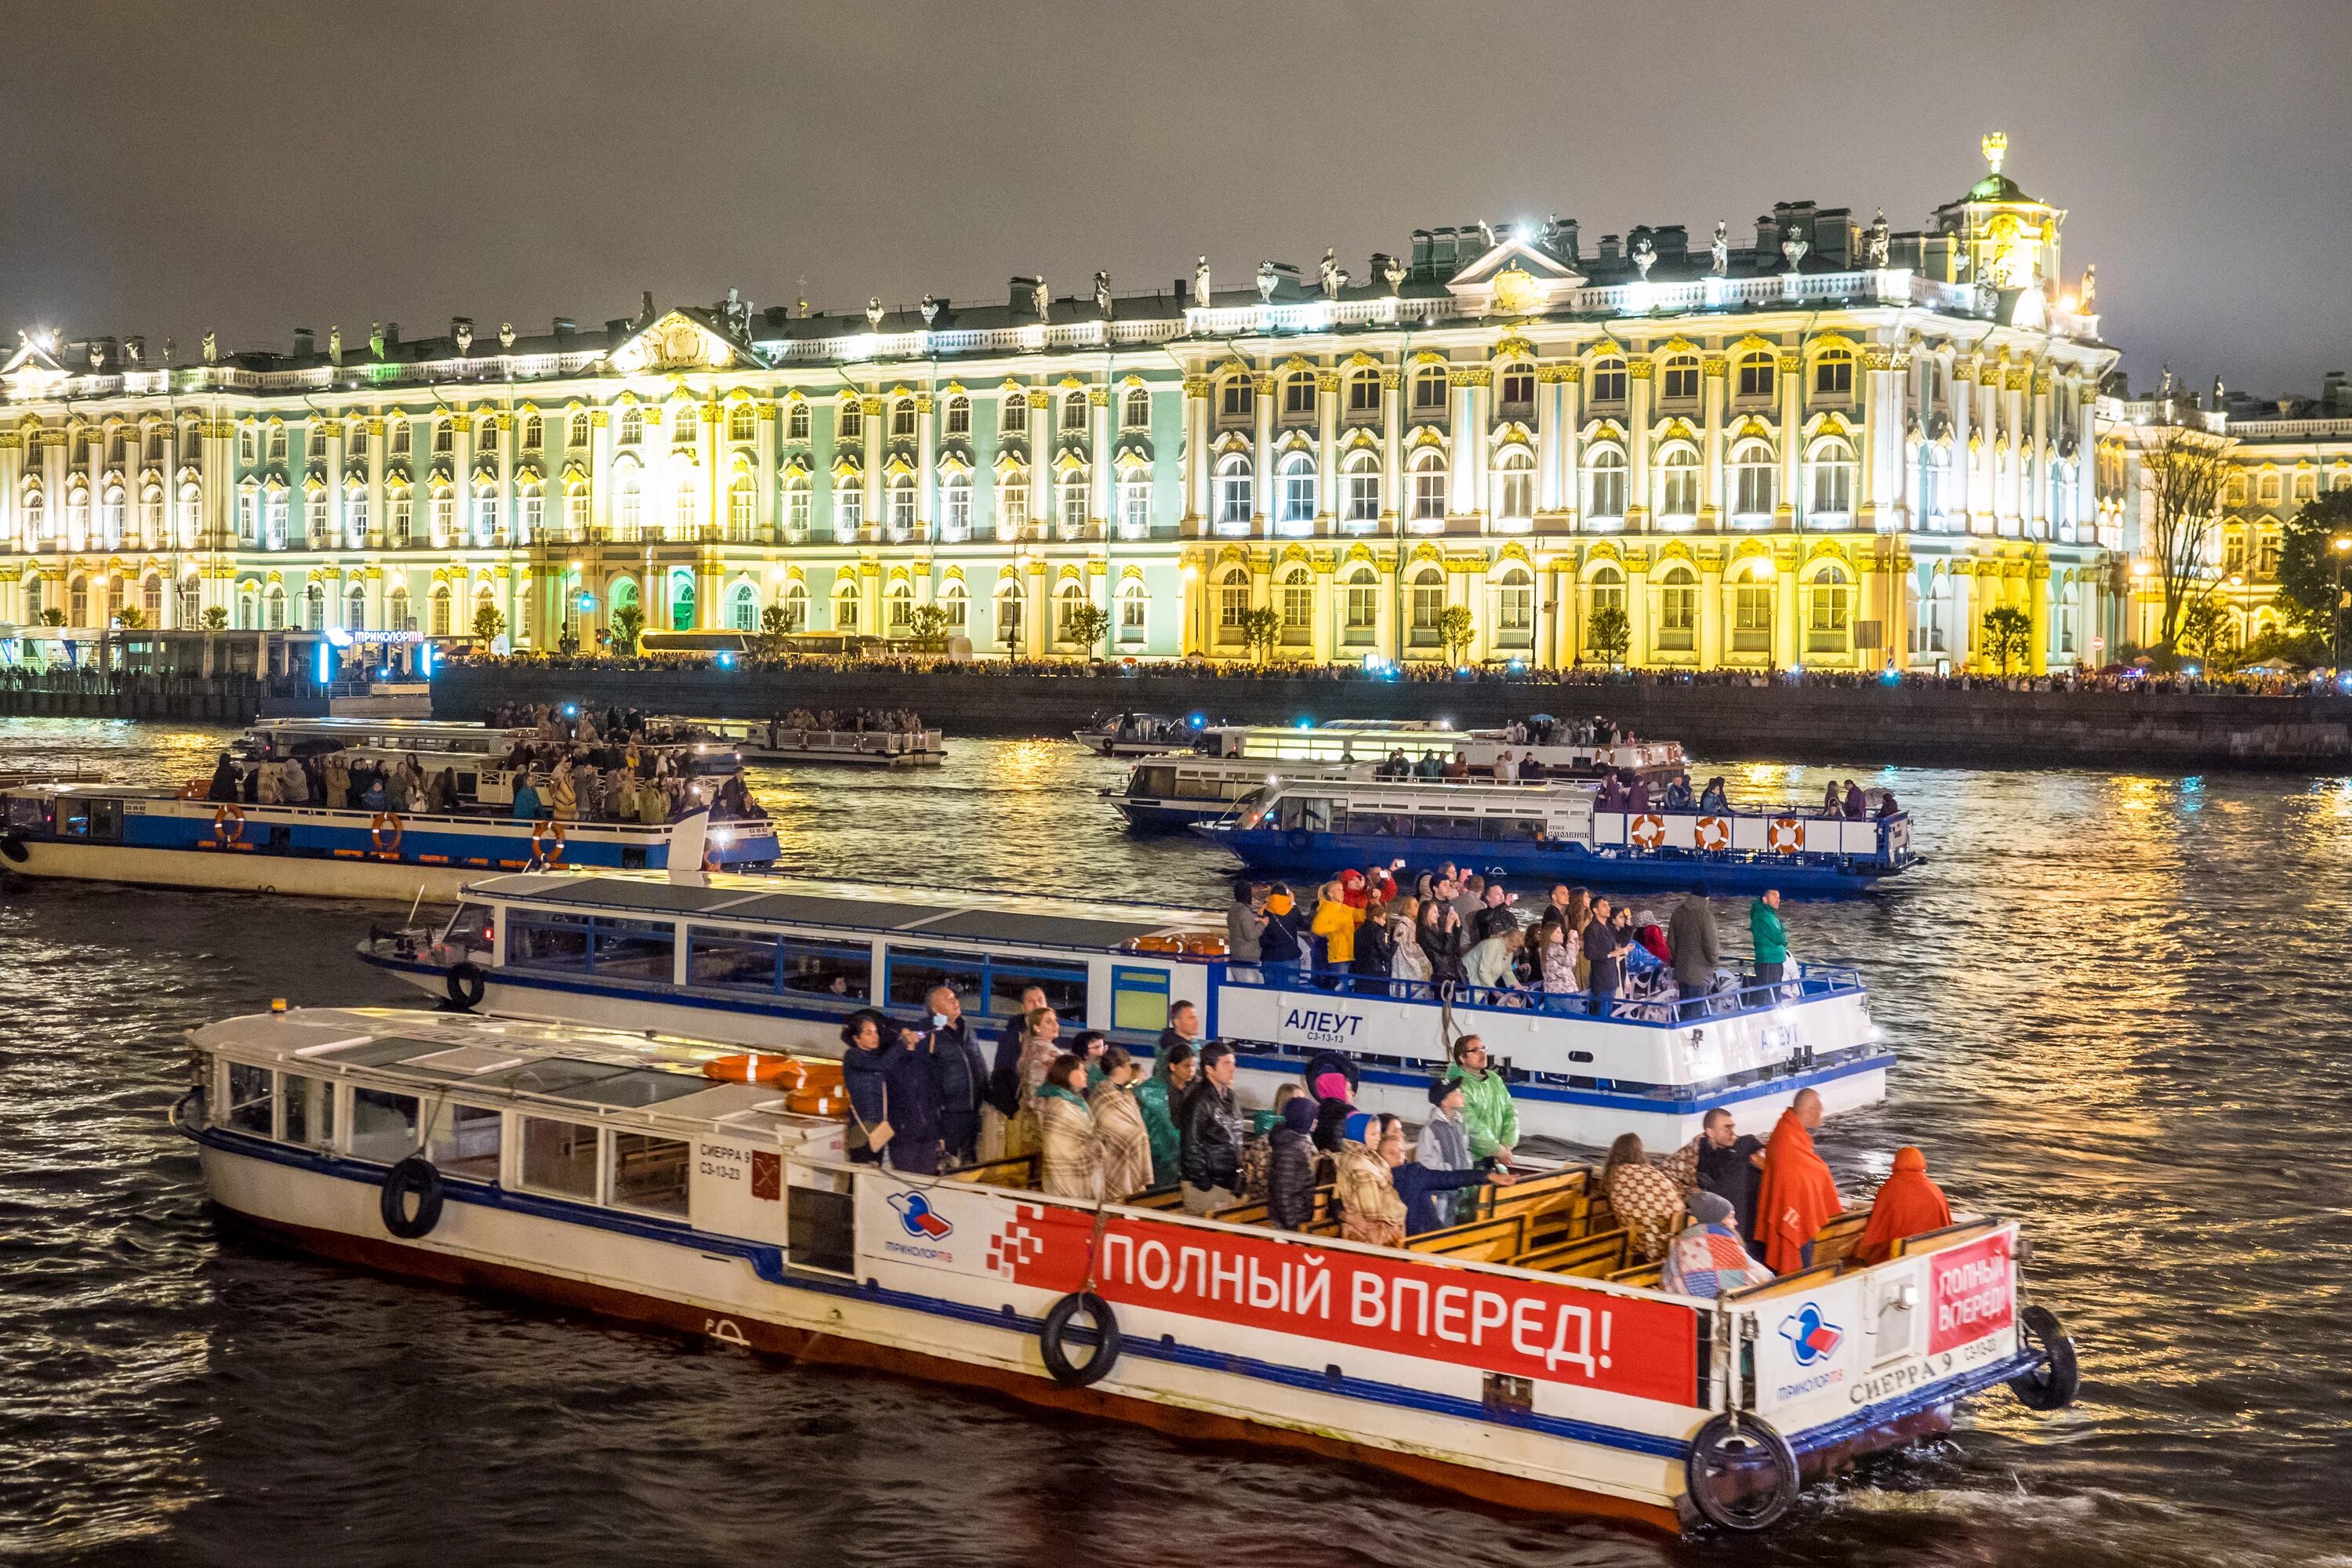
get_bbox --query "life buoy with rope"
[445,960,488,1011]
[530,820,566,864]
[370,811,403,853]
[1683,1411,1801,1531]
[2006,1304,2081,1411]
[1039,1290,1122,1387]
[212,804,245,845]
[1628,812,1665,849]
[1694,815,1731,851]
[1766,816,1803,855]
[379,1154,445,1240]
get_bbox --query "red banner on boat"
[1926,1229,2014,1356]
[984,1203,1700,1406]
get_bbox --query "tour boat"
[0,789,777,902]
[659,715,946,768]
[357,869,1891,1149]
[1112,724,1689,831]
[177,1004,2078,1534]
[1200,781,1915,897]
[241,717,756,809]
[1073,712,1210,756]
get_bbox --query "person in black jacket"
[1176,1042,1244,1214]
[1582,896,1624,1018]
[1265,1096,1319,1230]
[1693,1107,1766,1240]
[839,1010,945,1174]
[205,753,240,803]
[1258,887,1305,985]
[985,983,1051,1119]
[922,985,988,1167]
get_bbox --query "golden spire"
[1982,131,2008,175]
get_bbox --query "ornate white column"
[1181,374,1210,530]
[757,401,779,542]
[863,395,886,541]
[1626,359,1653,532]
[1447,365,1476,517]
[1091,383,1113,534]
[1778,353,1803,530]
[1950,361,1973,524]
[1315,369,1339,528]
[915,393,936,539]
[2028,368,2052,539]
[1558,364,1584,528]
[590,408,613,537]
[1535,365,1563,514]
[1379,368,1402,530]
[1700,356,1726,528]
[325,419,346,546]
[1251,370,1274,535]
[1027,388,1051,538]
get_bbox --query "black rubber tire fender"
[1039,1290,1122,1388]
[0,833,27,864]
[379,1153,445,1240]
[1684,1410,1802,1532]
[1283,826,1312,855]
[445,960,488,1012]
[2007,1303,2082,1411]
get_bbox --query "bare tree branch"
[2144,425,2235,648]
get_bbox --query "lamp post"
[2332,535,2352,673]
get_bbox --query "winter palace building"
[10,136,2318,677]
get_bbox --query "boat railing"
[1214,960,1864,1029]
[165,797,765,839]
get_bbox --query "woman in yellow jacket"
[1311,880,1363,981]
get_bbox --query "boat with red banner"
[177,1005,2078,1534]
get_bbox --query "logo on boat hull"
[887,1190,954,1241]
[1779,1302,1844,1366]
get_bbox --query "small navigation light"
[1879,666,1901,685]
[1188,713,1205,728]
[1507,658,1525,673]
[564,703,578,717]
[716,652,735,669]
[1295,715,1314,728]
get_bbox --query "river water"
[2,717,2347,1566]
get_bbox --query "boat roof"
[1266,779,1600,806]
[250,718,535,739]
[190,1007,846,1144]
[462,869,1210,951]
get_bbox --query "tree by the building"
[1584,604,1630,666]
[2272,490,2352,655]
[2141,425,2235,651]
[472,603,506,645]
[1979,604,2033,675]
[115,607,146,630]
[609,604,643,655]
[1238,606,1282,666]
[1437,604,1477,665]
[2173,593,2239,668]
[200,606,227,630]
[1060,602,1112,658]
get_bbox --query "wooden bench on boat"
[1893,1217,1999,1258]
[1407,1213,1530,1264]
[1515,1228,1632,1278]
[1809,1209,1871,1266]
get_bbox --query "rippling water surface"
[2,717,2348,1566]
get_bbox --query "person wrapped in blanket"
[1659,1190,1775,1298]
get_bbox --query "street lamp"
[2331,535,2352,672]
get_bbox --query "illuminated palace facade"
[0,140,2129,673]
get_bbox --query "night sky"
[2,1,2344,395]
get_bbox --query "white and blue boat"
[360,869,1891,1148]
[1200,780,1915,897]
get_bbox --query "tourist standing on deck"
[1090,1048,1153,1200]
[1443,1036,1517,1171]
[1387,896,1430,995]
[1669,886,1722,1012]
[924,985,987,1167]
[205,753,239,803]
[1750,889,1789,985]
[1036,1054,1101,1200]
[1136,1040,1194,1191]
[1177,1042,1245,1214]
[1311,880,1362,992]
[1753,1089,1842,1272]
[509,775,543,822]
[1265,1096,1319,1230]
[840,1010,945,1176]
[1225,880,1267,978]
[1156,1000,1201,1066]
[1583,896,1625,1018]
[1856,1145,1952,1264]
[1334,1113,1407,1246]
[1260,885,1307,985]
[1008,1008,1063,1160]
[982,984,1051,1157]
[1694,1108,1766,1240]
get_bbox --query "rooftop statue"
[1319,247,1349,299]
[1711,222,1729,277]
[1192,256,1211,308]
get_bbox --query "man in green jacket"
[1135,1036,1196,1189]
[1443,1035,1517,1171]
[1750,888,1789,985]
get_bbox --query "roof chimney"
[292,328,315,358]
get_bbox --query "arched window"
[427,586,452,637]
[1283,372,1316,421]
[267,424,289,463]
[834,470,864,536]
[838,400,864,440]
[478,414,499,451]
[996,471,1029,539]
[347,420,369,459]
[728,474,756,541]
[728,403,757,443]
[266,584,289,631]
[178,575,201,629]
[388,586,412,632]
[1496,448,1535,524]
[1808,437,1857,524]
[1122,387,1151,429]
[1732,439,1777,523]
[942,474,972,539]
[618,408,642,446]
[1813,347,1854,398]
[1342,451,1381,526]
[729,583,759,633]
[1053,580,1091,647]
[1409,449,1447,524]
[1498,363,1535,412]
[98,485,125,547]
[786,401,811,441]
[343,485,368,548]
[944,396,971,437]
[68,575,90,626]
[1062,390,1089,432]
[139,486,164,545]
[994,579,1026,652]
[1001,392,1028,434]
[668,405,697,447]
[1656,564,1697,652]
[2050,462,2074,539]
[238,425,258,465]
[2294,469,2318,502]
[2256,471,2281,506]
[1346,368,1381,419]
[1492,566,1534,648]
[1216,567,1251,645]
[1410,367,1448,416]
[1584,445,1628,522]
[1917,446,1947,528]
[1277,452,1316,530]
[24,488,45,543]
[1661,354,1700,401]
[612,474,641,541]
[670,472,699,538]
[1590,357,1628,404]
[890,473,919,535]
[141,573,164,624]
[1341,567,1377,646]
[781,581,808,633]
[1057,469,1089,535]
[236,584,259,631]
[1408,566,1446,647]
[344,582,366,631]
[1806,564,1852,654]
[885,579,913,633]
[568,411,590,448]
[1279,566,1312,645]
[305,487,328,546]
[303,582,325,631]
[782,474,811,537]
[1587,564,1627,622]
[1736,351,1776,401]
[1107,576,1145,643]
[1215,455,1253,530]
[1119,468,1151,537]
[1218,376,1254,423]
[265,489,290,549]
[476,583,502,639]
[938,580,967,633]
[830,579,858,633]
[1654,444,1699,522]
[521,415,544,449]
[891,398,916,438]
[67,485,90,543]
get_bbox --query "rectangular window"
[429,1103,504,1181]
[520,1117,600,1200]
[1348,375,1380,415]
[1814,357,1853,396]
[836,486,863,535]
[225,1062,274,1137]
[350,1087,420,1163]
[779,938,873,1000]
[1346,470,1379,522]
[1111,966,1172,1033]
[508,913,591,971]
[592,918,676,981]
[281,1073,336,1149]
[1732,586,1773,653]
[610,1132,690,1218]
[1121,477,1150,535]
[1591,365,1627,403]
[1499,367,1535,409]
[1344,582,1377,641]
[688,929,780,990]
[1284,377,1315,417]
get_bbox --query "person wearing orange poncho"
[1856,1145,1952,1265]
[1752,1090,1843,1273]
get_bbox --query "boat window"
[1274,796,1334,833]
[884,948,986,1011]
[447,902,495,957]
[688,927,782,991]
[519,1116,601,1200]
[987,960,1087,1021]
[224,1062,274,1137]
[609,1131,690,1218]
[87,797,122,841]
[1130,765,1176,797]
[57,797,91,837]
[507,912,591,972]
[779,938,873,1001]
[428,1103,503,1181]
[1334,811,1408,837]
[350,1087,421,1163]
[590,919,677,982]
[1481,817,1546,841]
[5,797,52,833]
[281,1073,336,1149]
[1111,966,1171,1032]
[1410,815,1486,839]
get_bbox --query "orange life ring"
[1694,815,1731,851]
[529,820,565,863]
[1628,812,1665,849]
[785,1084,848,1118]
[702,1053,807,1087]
[371,812,403,853]
[1767,816,1803,854]
[212,804,245,844]
[178,778,207,800]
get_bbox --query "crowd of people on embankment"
[833,983,1954,1298]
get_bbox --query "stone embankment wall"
[432,666,2352,773]
[0,673,278,723]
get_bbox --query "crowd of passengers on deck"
[202,738,759,826]
[833,982,1954,1298]
[1218,861,1808,1022]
